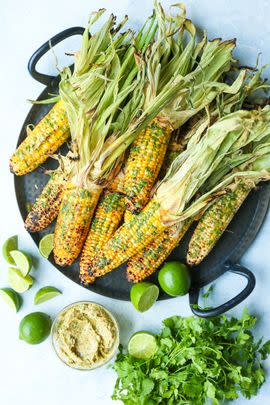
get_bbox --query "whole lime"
[158,261,191,296]
[19,312,52,344]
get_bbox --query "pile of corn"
[10,2,270,286]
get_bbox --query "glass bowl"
[51,301,119,371]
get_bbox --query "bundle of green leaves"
[112,309,270,404]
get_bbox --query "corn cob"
[124,117,173,213]
[127,219,191,283]
[53,184,101,266]
[124,210,135,222]
[80,190,126,284]
[187,183,252,266]
[10,100,69,176]
[25,173,66,232]
[89,199,166,278]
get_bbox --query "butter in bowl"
[51,301,119,370]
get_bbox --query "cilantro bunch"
[112,309,270,404]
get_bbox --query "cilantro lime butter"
[52,302,119,369]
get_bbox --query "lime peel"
[0,288,21,312]
[34,286,62,305]
[2,235,18,264]
[130,282,159,312]
[39,234,54,259]
[8,267,33,293]
[10,250,32,276]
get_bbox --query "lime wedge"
[0,288,22,312]
[39,234,54,259]
[10,250,32,276]
[34,286,62,305]
[130,282,159,312]
[128,331,157,359]
[8,268,33,293]
[2,235,18,264]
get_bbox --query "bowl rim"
[51,300,120,371]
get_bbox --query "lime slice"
[2,235,18,264]
[130,282,159,312]
[0,288,22,312]
[34,286,62,305]
[128,331,157,359]
[158,261,191,296]
[19,312,51,344]
[9,250,32,276]
[8,268,33,293]
[39,234,54,259]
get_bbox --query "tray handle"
[28,26,85,86]
[189,262,256,318]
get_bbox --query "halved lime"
[10,250,32,276]
[128,331,157,359]
[39,234,54,259]
[34,286,62,305]
[130,282,159,312]
[19,312,51,344]
[158,261,191,296]
[2,235,18,264]
[8,268,33,293]
[0,288,22,312]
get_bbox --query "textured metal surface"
[14,84,270,301]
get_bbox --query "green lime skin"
[19,312,52,344]
[130,282,159,312]
[158,261,191,296]
[2,235,18,264]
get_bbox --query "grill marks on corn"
[80,190,126,284]
[127,220,192,283]
[90,199,166,277]
[124,118,173,213]
[187,183,251,266]
[54,184,101,266]
[25,174,66,232]
[10,101,69,176]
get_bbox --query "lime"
[10,250,32,276]
[39,234,54,259]
[2,235,18,264]
[19,312,52,344]
[8,267,33,293]
[130,282,159,312]
[34,286,62,305]
[128,331,157,359]
[0,288,22,312]
[158,261,191,296]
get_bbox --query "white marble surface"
[1,1,270,404]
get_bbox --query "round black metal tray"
[14,27,270,317]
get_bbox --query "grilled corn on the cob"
[127,219,191,283]
[89,199,166,278]
[80,190,126,284]
[124,117,173,213]
[53,183,101,266]
[187,183,252,266]
[10,100,69,176]
[25,173,66,232]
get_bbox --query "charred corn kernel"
[124,210,135,222]
[89,199,166,278]
[187,183,251,266]
[10,100,69,176]
[80,190,126,284]
[127,220,191,283]
[54,183,101,266]
[25,174,66,232]
[124,117,173,213]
